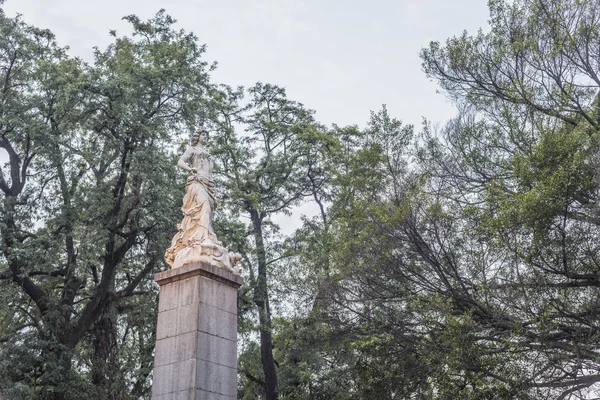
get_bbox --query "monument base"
[151,262,243,400]
[171,241,241,271]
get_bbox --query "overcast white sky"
[3,0,490,129]
[2,0,491,231]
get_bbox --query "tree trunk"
[50,345,75,400]
[91,291,121,398]
[250,209,279,400]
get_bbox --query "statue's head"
[191,125,208,146]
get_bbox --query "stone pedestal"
[152,262,243,400]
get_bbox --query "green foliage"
[0,7,210,398]
[274,1,600,399]
[421,0,600,128]
[503,125,596,229]
[205,80,342,399]
[3,1,600,399]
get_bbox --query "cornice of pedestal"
[154,261,243,288]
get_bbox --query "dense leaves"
[278,1,600,399]
[3,1,600,399]
[0,8,209,399]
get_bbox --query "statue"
[165,126,242,273]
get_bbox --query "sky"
[2,0,491,232]
[3,0,490,129]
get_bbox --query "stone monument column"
[152,125,243,399]
[152,261,243,400]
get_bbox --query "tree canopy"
[2,1,600,399]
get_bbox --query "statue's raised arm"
[165,126,241,273]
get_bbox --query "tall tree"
[0,9,210,399]
[420,2,600,395]
[208,83,334,400]
[298,0,600,398]
[263,110,419,400]
[272,3,600,394]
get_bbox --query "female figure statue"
[165,126,241,272]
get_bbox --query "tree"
[288,0,600,397]
[263,109,424,400]
[208,82,335,400]
[288,0,600,398]
[421,0,600,129]
[419,1,600,397]
[0,9,210,399]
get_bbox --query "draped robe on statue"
[165,145,240,271]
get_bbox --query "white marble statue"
[165,126,242,273]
